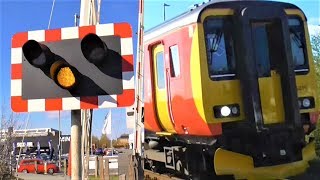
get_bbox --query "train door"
[251,21,286,124]
[234,6,301,130]
[152,44,175,133]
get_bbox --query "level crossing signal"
[11,23,135,112]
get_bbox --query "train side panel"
[144,24,222,136]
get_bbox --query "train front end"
[192,1,319,179]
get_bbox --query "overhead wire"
[48,0,56,29]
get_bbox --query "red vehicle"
[17,159,59,174]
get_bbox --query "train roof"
[144,0,305,42]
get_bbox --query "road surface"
[15,173,70,180]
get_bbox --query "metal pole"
[82,112,85,178]
[74,13,79,27]
[84,110,92,179]
[96,0,102,24]
[110,111,113,149]
[134,0,144,157]
[70,12,83,179]
[80,0,91,26]
[58,111,61,170]
[132,0,145,179]
[163,3,170,21]
[163,3,165,21]
[71,110,82,180]
[90,126,93,155]
[79,1,96,179]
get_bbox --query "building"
[114,134,130,148]
[1,128,70,156]
[117,134,129,144]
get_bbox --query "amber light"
[50,60,78,90]
[56,67,76,89]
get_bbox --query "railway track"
[144,170,184,180]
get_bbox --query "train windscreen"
[288,17,309,74]
[204,17,236,80]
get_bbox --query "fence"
[86,155,119,179]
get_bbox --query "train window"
[251,20,293,77]
[204,17,236,80]
[169,45,180,77]
[251,22,272,77]
[156,51,165,89]
[288,17,308,73]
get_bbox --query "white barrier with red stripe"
[11,23,135,112]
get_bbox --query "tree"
[92,134,117,149]
[312,34,320,58]
[91,135,99,149]
[310,33,320,157]
[0,104,25,179]
[99,134,112,148]
[312,33,320,100]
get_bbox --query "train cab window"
[288,17,308,73]
[169,45,180,77]
[204,17,236,80]
[251,20,290,77]
[156,51,165,89]
[251,22,272,77]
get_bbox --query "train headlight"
[231,106,239,115]
[302,98,311,108]
[214,104,240,118]
[298,97,315,110]
[221,106,231,117]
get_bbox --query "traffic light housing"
[22,40,81,91]
[11,23,135,112]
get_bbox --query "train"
[142,0,319,179]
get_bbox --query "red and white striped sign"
[11,23,135,112]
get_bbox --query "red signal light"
[81,33,109,66]
[22,40,54,68]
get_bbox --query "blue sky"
[145,0,319,29]
[0,0,319,138]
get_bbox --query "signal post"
[71,110,82,179]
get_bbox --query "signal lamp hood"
[81,33,109,65]
[22,40,53,68]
